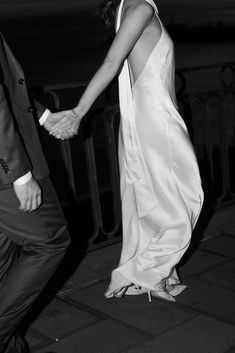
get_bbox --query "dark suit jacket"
[0,32,49,190]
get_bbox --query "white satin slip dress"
[113,0,204,293]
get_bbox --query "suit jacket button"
[27,106,34,113]
[19,78,25,85]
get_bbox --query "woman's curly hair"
[98,0,120,31]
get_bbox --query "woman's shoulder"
[122,0,154,16]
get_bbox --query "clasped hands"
[44,107,82,140]
[13,107,82,213]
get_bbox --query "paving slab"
[224,346,235,353]
[59,243,122,295]
[202,205,235,239]
[67,280,196,336]
[23,221,235,353]
[27,297,98,340]
[26,329,52,351]
[59,227,234,297]
[178,248,227,279]
[125,315,235,353]
[198,259,235,292]
[58,215,235,296]
[34,319,147,353]
[199,234,235,258]
[177,278,235,324]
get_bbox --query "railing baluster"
[217,91,232,203]
[204,94,215,185]
[82,117,103,245]
[102,106,122,240]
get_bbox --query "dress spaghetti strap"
[143,0,159,14]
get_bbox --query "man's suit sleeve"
[34,99,47,119]
[32,97,51,126]
[0,83,32,185]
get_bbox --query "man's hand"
[49,105,84,139]
[13,177,42,212]
[43,110,78,139]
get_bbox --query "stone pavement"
[26,205,235,353]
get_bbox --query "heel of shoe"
[147,291,152,303]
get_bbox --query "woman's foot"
[150,290,176,302]
[125,286,176,302]
[125,286,146,296]
[166,284,187,297]
[104,270,132,298]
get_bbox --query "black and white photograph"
[0,0,235,352]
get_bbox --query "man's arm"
[0,84,32,184]
[0,83,42,211]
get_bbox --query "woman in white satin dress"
[52,0,204,302]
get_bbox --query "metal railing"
[34,62,235,249]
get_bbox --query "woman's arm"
[74,0,154,117]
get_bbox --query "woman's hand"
[49,106,84,140]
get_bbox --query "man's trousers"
[0,177,70,352]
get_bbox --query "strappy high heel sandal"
[104,270,132,298]
[125,286,176,302]
[166,284,187,297]
[149,290,176,302]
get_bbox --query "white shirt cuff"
[39,109,51,126]
[13,171,32,185]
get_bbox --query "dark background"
[0,0,235,88]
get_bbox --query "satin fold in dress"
[114,0,204,292]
